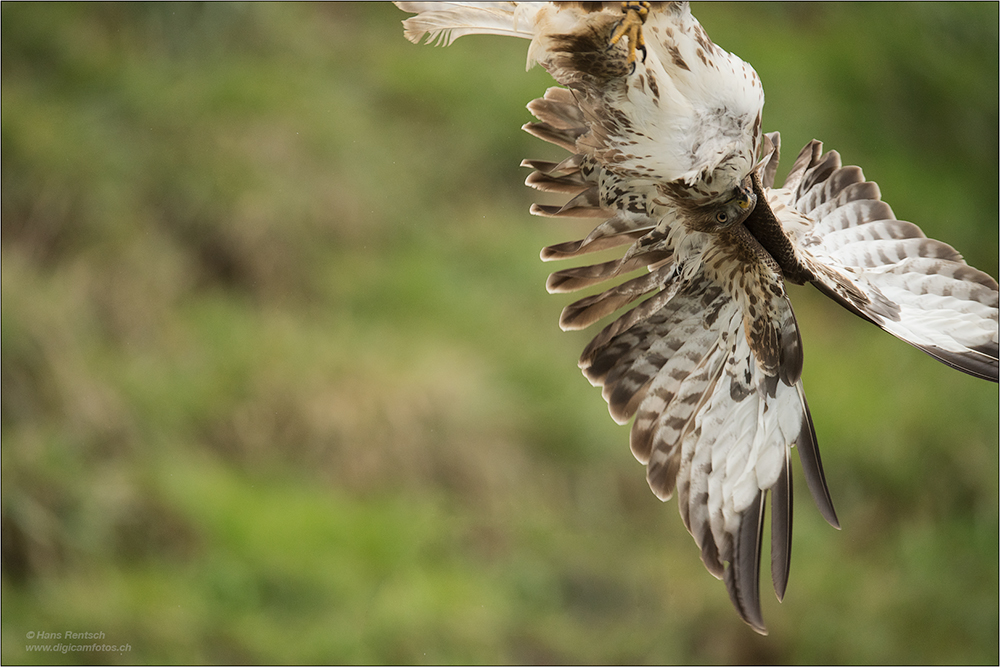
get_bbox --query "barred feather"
[398,2,533,48]
[775,139,1000,381]
[396,1,998,635]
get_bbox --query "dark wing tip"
[769,456,792,602]
[796,388,841,529]
[914,341,999,383]
[724,491,767,635]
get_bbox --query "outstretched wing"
[398,1,837,634]
[576,271,817,633]
[527,90,840,635]
[767,138,1000,382]
[396,0,999,636]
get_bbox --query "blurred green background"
[2,2,997,664]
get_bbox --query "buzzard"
[396,1,999,633]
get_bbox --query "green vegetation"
[2,2,997,664]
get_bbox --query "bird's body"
[396,1,999,633]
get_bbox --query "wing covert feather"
[397,2,998,636]
[773,141,999,382]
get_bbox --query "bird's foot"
[608,1,650,74]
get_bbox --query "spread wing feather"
[396,2,998,636]
[398,2,534,47]
[769,450,792,602]
[398,3,839,633]
[772,140,999,381]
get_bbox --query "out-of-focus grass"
[1,2,997,664]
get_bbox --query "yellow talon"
[608,1,650,73]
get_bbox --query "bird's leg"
[608,1,650,74]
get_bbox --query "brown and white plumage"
[773,142,999,382]
[396,1,999,634]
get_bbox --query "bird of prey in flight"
[396,1,999,633]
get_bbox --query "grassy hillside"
[2,3,997,664]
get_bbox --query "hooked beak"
[738,178,755,211]
[731,178,757,225]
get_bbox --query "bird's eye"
[715,211,729,224]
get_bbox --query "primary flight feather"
[396,1,999,634]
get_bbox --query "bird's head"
[710,177,756,229]
[681,176,756,233]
